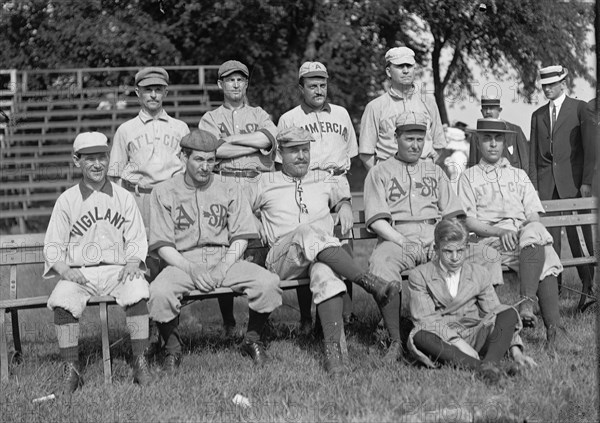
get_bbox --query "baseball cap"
[395,112,427,134]
[277,127,315,148]
[218,60,249,79]
[481,98,501,108]
[298,61,328,79]
[180,129,225,152]
[73,132,109,154]
[476,118,515,133]
[135,67,169,87]
[385,47,416,66]
[539,65,568,85]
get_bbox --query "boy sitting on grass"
[407,218,536,384]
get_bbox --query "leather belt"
[122,180,153,194]
[394,218,437,225]
[215,169,261,178]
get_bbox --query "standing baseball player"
[363,112,503,362]
[248,127,399,375]
[108,67,190,230]
[458,118,576,354]
[44,132,151,394]
[277,61,359,334]
[359,47,447,170]
[147,130,282,371]
[198,60,278,337]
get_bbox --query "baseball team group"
[42,46,596,395]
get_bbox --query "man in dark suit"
[468,98,529,173]
[529,65,595,310]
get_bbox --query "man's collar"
[221,101,247,111]
[551,92,567,109]
[388,85,416,100]
[478,157,510,172]
[300,101,331,114]
[139,109,168,123]
[78,180,113,200]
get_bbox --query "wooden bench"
[1,197,596,383]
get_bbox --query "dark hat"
[218,60,249,79]
[540,65,568,85]
[481,98,501,107]
[395,112,427,134]
[73,132,109,154]
[135,67,169,87]
[277,127,315,148]
[476,118,515,133]
[180,130,225,152]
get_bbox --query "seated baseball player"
[363,111,503,362]
[457,118,572,353]
[247,126,399,375]
[44,132,151,395]
[407,219,536,384]
[147,130,282,371]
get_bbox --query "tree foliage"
[0,0,594,122]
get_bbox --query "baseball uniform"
[148,173,282,324]
[364,156,502,285]
[45,181,149,318]
[277,103,358,172]
[359,88,447,163]
[458,157,563,276]
[108,109,190,226]
[247,170,351,304]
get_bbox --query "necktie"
[551,103,557,133]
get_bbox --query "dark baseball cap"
[180,130,225,152]
[135,67,169,87]
[218,60,249,79]
[481,98,501,108]
[476,118,515,133]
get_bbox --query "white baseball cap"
[73,132,109,154]
[385,47,416,66]
[298,61,328,79]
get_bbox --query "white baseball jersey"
[149,173,260,253]
[43,181,148,277]
[247,170,351,246]
[277,102,358,171]
[108,109,189,188]
[359,88,446,162]
[198,104,277,172]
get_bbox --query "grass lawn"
[1,239,597,422]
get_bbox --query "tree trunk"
[431,37,448,124]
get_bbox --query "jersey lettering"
[388,177,407,201]
[70,207,126,237]
[175,205,195,230]
[204,204,228,229]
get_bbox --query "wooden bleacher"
[1,66,222,232]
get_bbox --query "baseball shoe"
[298,319,313,337]
[323,342,345,376]
[59,361,83,395]
[163,353,182,373]
[545,325,582,357]
[476,361,503,385]
[223,323,237,338]
[240,339,269,365]
[357,273,399,307]
[518,300,537,328]
[383,340,404,364]
[343,313,357,328]
[132,355,152,386]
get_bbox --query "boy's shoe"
[59,361,83,395]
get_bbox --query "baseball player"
[467,98,529,173]
[277,61,359,334]
[457,118,577,354]
[247,127,399,375]
[198,60,278,336]
[108,67,190,230]
[44,132,151,395]
[359,47,447,170]
[407,219,536,384]
[147,130,282,371]
[363,111,503,362]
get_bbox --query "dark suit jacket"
[468,121,529,174]
[529,96,595,200]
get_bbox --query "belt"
[394,218,437,225]
[324,168,347,176]
[122,180,153,194]
[215,169,261,178]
